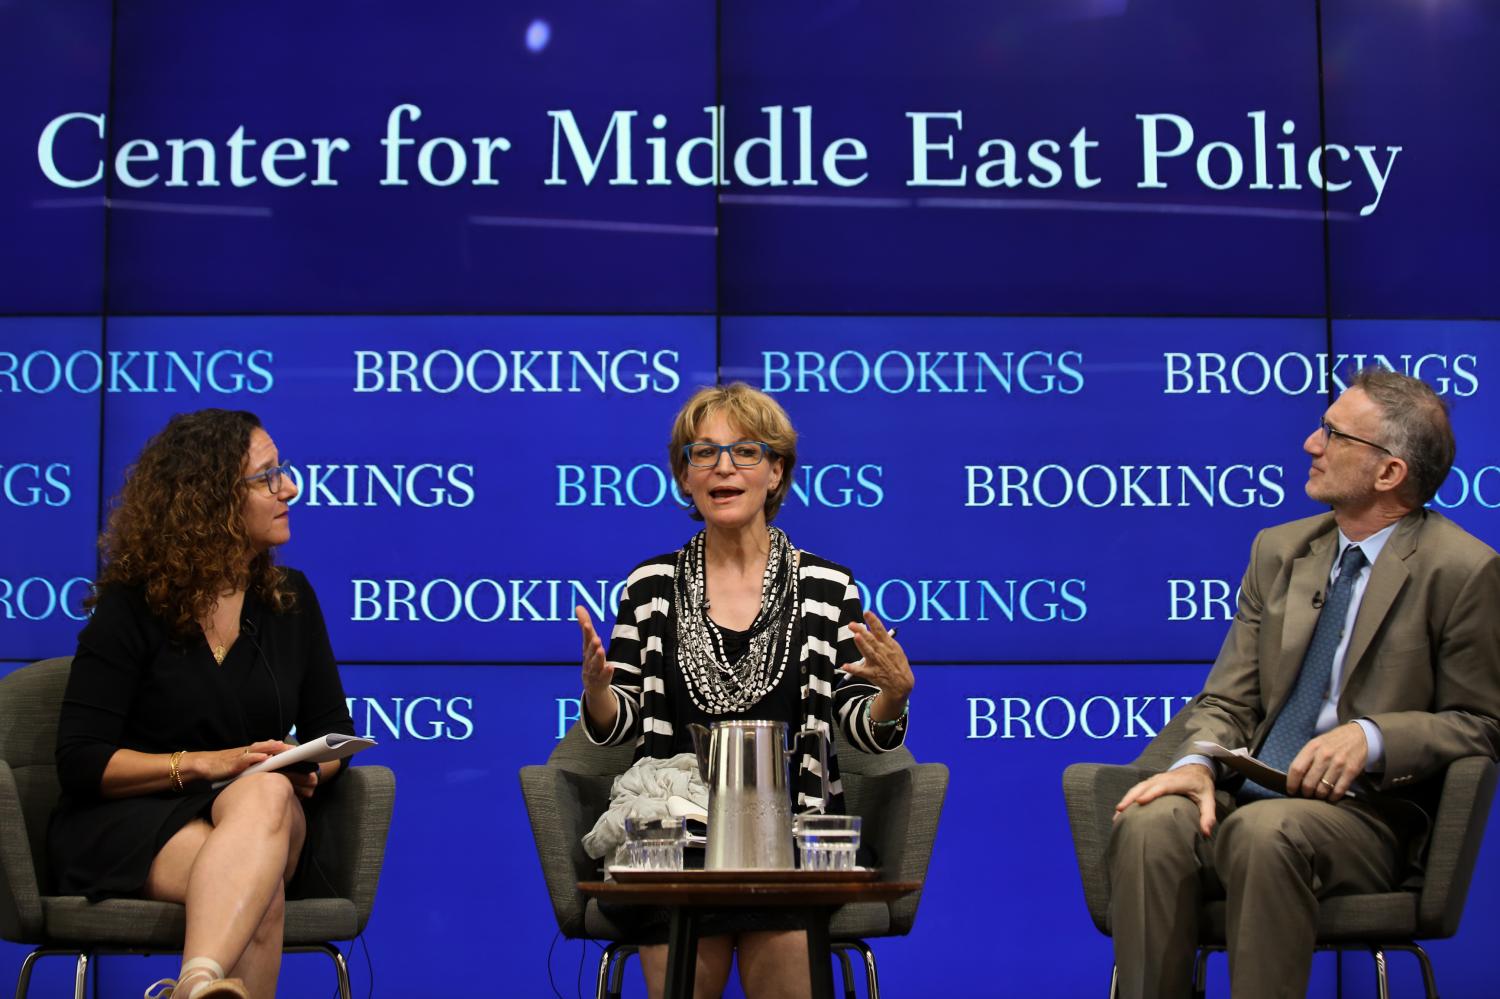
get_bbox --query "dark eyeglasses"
[243,463,293,495]
[1318,419,1391,455]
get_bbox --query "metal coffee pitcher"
[687,719,829,870]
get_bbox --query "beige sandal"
[183,982,250,999]
[142,957,250,999]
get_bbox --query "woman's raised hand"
[576,605,620,734]
[577,605,613,697]
[841,610,915,701]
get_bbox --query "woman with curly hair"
[49,409,354,999]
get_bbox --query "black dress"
[664,624,802,759]
[48,568,354,901]
[602,625,814,944]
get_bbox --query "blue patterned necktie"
[1240,544,1368,801]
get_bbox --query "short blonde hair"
[668,383,798,522]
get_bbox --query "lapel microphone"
[1311,591,1324,609]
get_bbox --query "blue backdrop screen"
[1321,2,1500,318]
[719,0,1332,314]
[725,316,1334,660]
[0,319,100,659]
[3,0,1499,996]
[0,0,109,313]
[102,1,717,313]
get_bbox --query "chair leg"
[595,944,613,999]
[597,942,636,999]
[15,949,39,999]
[609,945,637,999]
[829,944,857,999]
[1380,943,1439,999]
[1188,942,1224,996]
[9,951,88,999]
[290,942,351,999]
[71,952,88,999]
[846,940,879,999]
[13,947,77,999]
[1371,947,1390,999]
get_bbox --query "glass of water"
[623,815,686,870]
[794,814,862,871]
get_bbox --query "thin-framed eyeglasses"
[683,441,773,468]
[1319,419,1391,455]
[243,462,293,495]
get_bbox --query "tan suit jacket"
[1176,508,1500,805]
[1110,508,1500,997]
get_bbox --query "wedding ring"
[1319,778,1335,789]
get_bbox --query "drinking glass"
[623,815,686,870]
[794,814,862,871]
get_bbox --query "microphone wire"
[240,615,286,739]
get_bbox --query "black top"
[49,567,353,900]
[586,547,907,815]
[665,624,802,757]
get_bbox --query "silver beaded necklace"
[674,527,799,714]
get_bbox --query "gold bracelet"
[169,750,186,791]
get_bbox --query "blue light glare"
[525,19,551,52]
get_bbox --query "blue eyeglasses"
[682,441,772,468]
[243,463,293,494]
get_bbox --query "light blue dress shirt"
[1174,521,1399,777]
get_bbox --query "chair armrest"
[848,762,948,933]
[0,761,43,942]
[1062,762,1155,936]
[1417,755,1498,937]
[291,765,395,935]
[520,764,611,938]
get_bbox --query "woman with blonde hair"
[577,383,915,998]
[50,409,353,999]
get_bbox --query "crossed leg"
[143,773,307,999]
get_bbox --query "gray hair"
[1350,366,1455,505]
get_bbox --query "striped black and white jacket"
[585,548,905,813]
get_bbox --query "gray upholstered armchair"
[1062,709,1498,999]
[0,657,396,999]
[519,721,948,999]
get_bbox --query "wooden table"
[579,875,920,999]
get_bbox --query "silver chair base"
[1108,941,1439,999]
[14,948,87,999]
[832,940,881,999]
[14,941,352,999]
[597,942,639,999]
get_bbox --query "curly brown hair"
[88,409,294,636]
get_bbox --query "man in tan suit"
[1108,368,1500,998]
